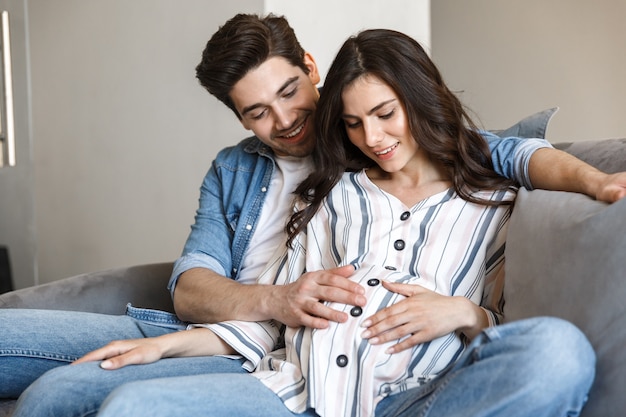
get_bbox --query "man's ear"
[303,52,321,86]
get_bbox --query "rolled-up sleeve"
[482,130,553,189]
[167,252,227,296]
[190,320,282,371]
[167,158,235,297]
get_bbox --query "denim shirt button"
[245,224,252,231]
[261,187,267,192]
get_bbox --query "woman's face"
[340,75,419,173]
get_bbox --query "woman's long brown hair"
[286,29,515,246]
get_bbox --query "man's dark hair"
[196,13,309,119]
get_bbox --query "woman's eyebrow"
[342,98,396,118]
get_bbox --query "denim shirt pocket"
[125,303,187,330]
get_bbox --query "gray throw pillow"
[492,107,559,139]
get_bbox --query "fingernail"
[385,346,395,354]
[100,360,112,369]
[361,329,371,338]
[361,320,371,328]
[369,337,380,345]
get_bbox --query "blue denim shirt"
[168,132,551,294]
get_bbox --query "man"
[4,12,626,415]
[169,14,626,331]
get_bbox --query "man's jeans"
[8,314,595,417]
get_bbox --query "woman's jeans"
[3,308,595,417]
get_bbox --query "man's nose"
[273,104,294,130]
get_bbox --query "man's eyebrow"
[342,99,397,118]
[240,76,300,117]
[277,76,299,95]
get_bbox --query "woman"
[184,29,591,417]
[205,27,519,416]
[41,29,595,417]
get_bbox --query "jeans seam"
[0,349,77,362]
[420,372,454,417]
[80,407,99,417]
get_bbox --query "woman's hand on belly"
[359,281,487,353]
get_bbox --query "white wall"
[28,0,261,284]
[265,0,430,82]
[431,0,626,142]
[24,1,431,286]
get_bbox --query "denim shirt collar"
[243,136,275,160]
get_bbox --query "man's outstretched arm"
[528,147,626,203]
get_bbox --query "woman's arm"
[73,327,235,370]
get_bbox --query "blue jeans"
[374,317,595,417]
[12,316,595,417]
[0,305,186,398]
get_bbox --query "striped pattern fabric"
[203,170,515,417]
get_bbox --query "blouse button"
[394,239,405,250]
[350,306,363,317]
[367,278,380,286]
[336,355,348,367]
[400,211,410,221]
[384,266,397,271]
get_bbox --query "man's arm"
[173,265,365,328]
[483,130,626,203]
[170,142,365,327]
[528,147,626,203]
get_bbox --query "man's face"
[230,54,321,157]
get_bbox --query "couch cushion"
[0,262,174,314]
[505,188,626,417]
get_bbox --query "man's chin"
[277,141,315,158]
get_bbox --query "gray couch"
[1,134,625,416]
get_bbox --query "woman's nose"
[364,122,383,147]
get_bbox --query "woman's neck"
[366,153,451,207]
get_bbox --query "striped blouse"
[201,169,515,417]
